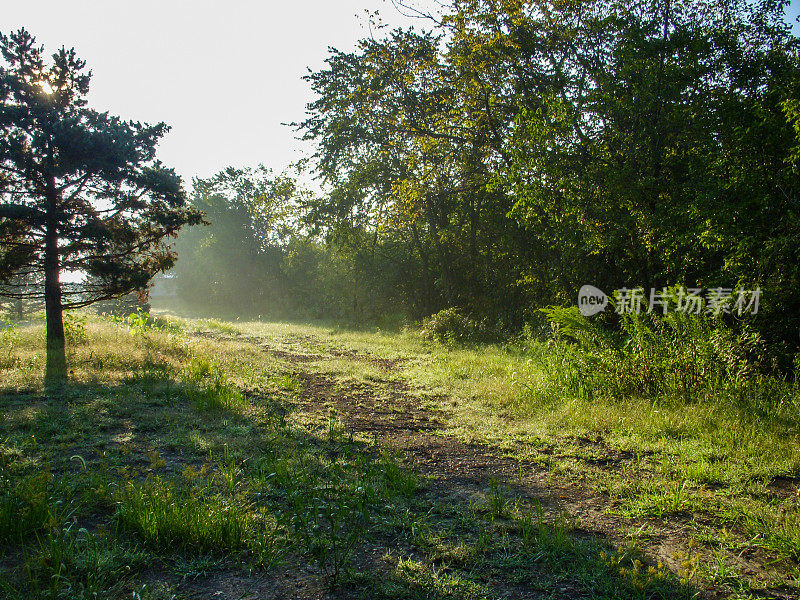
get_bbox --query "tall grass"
[116,477,251,552]
[183,356,247,411]
[2,524,148,599]
[516,307,800,484]
[0,472,67,544]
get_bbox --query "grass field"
[0,312,797,599]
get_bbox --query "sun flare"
[37,79,54,94]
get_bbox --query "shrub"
[64,311,89,345]
[107,308,181,336]
[420,308,485,346]
[537,305,772,401]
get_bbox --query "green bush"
[64,311,89,345]
[420,308,485,346]
[107,308,181,336]
[536,305,774,401]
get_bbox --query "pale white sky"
[3,0,800,187]
[3,0,427,184]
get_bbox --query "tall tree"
[486,0,800,332]
[0,29,203,386]
[299,28,537,321]
[295,0,800,343]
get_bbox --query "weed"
[271,372,300,393]
[205,319,240,335]
[170,552,226,581]
[250,511,286,569]
[599,547,674,592]
[108,308,180,337]
[130,582,180,600]
[388,557,489,599]
[486,478,510,519]
[116,476,251,552]
[64,312,89,345]
[671,538,702,586]
[184,357,247,412]
[0,471,68,545]
[379,450,418,498]
[621,478,702,518]
[742,502,800,562]
[278,459,378,588]
[6,522,147,599]
[215,445,243,495]
[127,309,155,336]
[514,499,549,547]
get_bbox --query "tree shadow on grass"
[0,363,698,600]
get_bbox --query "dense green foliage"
[165,0,800,358]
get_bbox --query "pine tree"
[0,29,204,387]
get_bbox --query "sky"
[3,0,800,187]
[2,0,426,185]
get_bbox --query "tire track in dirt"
[250,339,671,592]
[198,330,794,599]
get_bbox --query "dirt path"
[252,338,712,596]
[194,330,794,599]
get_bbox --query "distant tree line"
[168,0,800,350]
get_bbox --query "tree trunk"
[44,181,66,388]
[410,221,434,313]
[425,201,455,307]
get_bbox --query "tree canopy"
[286,0,800,345]
[128,0,800,355]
